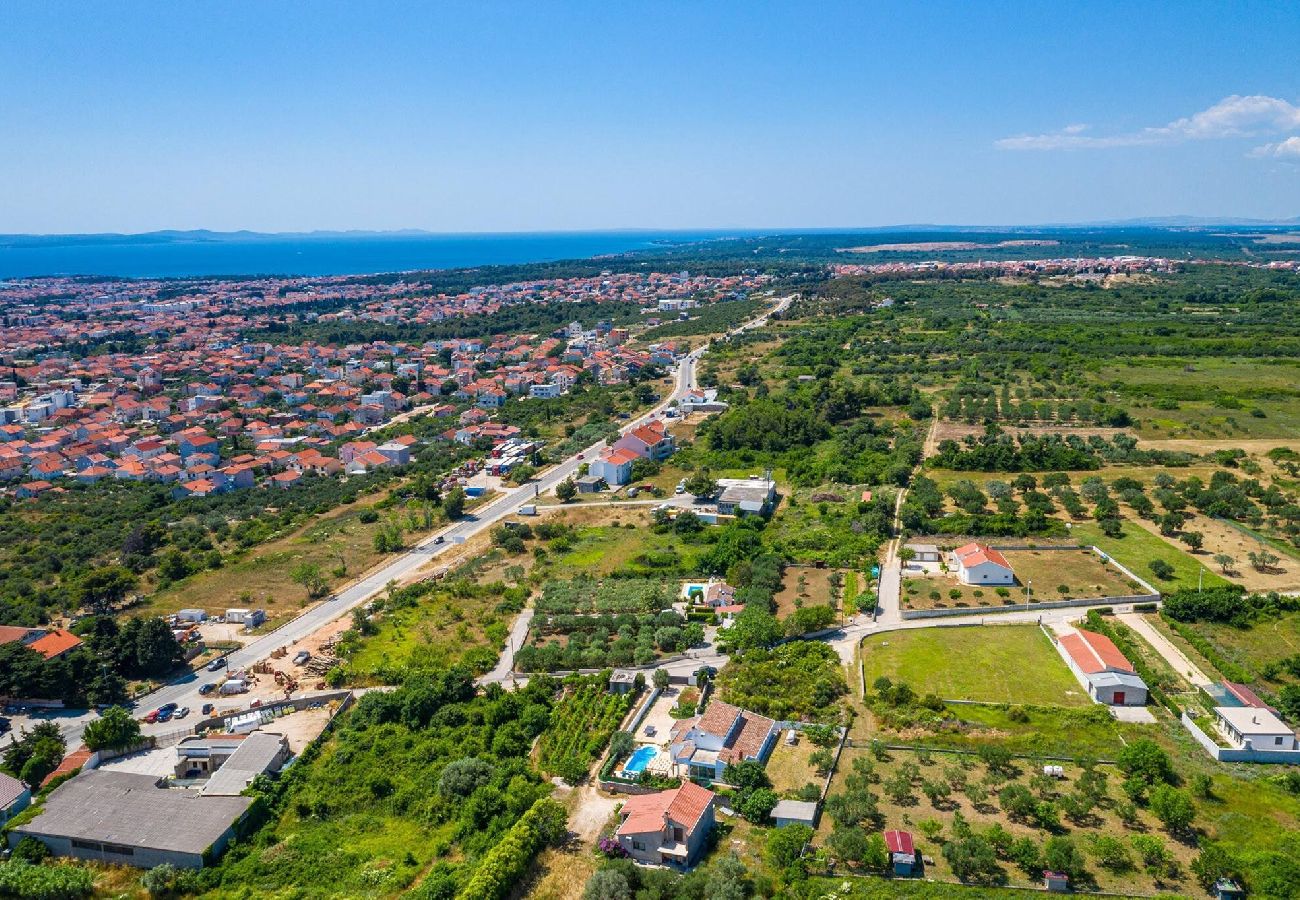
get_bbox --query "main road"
[44,294,793,745]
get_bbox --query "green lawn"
[860,624,1088,706]
[1069,520,1229,593]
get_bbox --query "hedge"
[454,798,567,900]
[1162,616,1253,684]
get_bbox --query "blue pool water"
[622,745,657,775]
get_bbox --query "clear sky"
[2,0,1298,233]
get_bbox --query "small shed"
[1044,871,1070,893]
[906,543,941,563]
[771,799,818,829]
[1215,879,1245,900]
[176,608,207,624]
[575,474,606,494]
[884,829,918,876]
[608,669,638,694]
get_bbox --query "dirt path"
[568,783,620,843]
[1117,613,1213,688]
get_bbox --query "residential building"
[714,477,777,517]
[614,781,716,868]
[613,420,675,462]
[951,542,1015,586]
[588,447,638,487]
[669,700,778,780]
[1214,706,1299,752]
[0,772,31,825]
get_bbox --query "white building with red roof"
[614,781,716,868]
[669,700,778,780]
[1056,627,1148,707]
[951,542,1015,586]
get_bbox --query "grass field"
[145,498,439,624]
[860,625,1088,706]
[1100,357,1300,439]
[1069,520,1229,593]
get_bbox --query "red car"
[143,709,160,724]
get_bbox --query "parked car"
[576,452,584,460]
[207,657,227,672]
[434,535,444,544]
[160,702,178,714]
[201,703,215,716]
[175,706,190,719]
[675,484,685,494]
[199,683,217,695]
[0,716,11,735]
[250,698,263,709]
[156,709,173,723]
[293,651,311,666]
[143,709,160,724]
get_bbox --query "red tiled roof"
[617,782,715,836]
[28,628,82,659]
[954,542,1012,571]
[1059,629,1133,675]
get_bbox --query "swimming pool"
[622,745,657,776]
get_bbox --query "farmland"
[535,676,636,781]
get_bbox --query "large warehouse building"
[7,770,252,869]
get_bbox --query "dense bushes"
[204,671,558,896]
[452,798,568,900]
[716,641,847,722]
[0,861,95,899]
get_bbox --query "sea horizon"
[0,229,754,280]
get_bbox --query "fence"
[1180,711,1300,764]
[900,594,1158,620]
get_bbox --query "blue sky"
[1,0,1298,232]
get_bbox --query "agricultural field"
[1069,521,1227,594]
[773,565,845,617]
[519,577,697,671]
[535,676,635,782]
[901,547,1140,612]
[860,625,1089,707]
[1098,357,1300,439]
[817,746,1201,896]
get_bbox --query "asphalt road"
[36,295,791,746]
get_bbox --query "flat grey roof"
[203,733,288,796]
[15,770,250,855]
[771,799,818,820]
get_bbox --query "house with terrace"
[668,700,778,780]
[614,781,716,869]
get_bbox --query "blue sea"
[0,230,744,279]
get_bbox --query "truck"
[517,504,537,516]
[219,679,249,696]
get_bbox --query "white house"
[669,700,778,780]
[588,447,638,487]
[1214,706,1299,752]
[951,542,1015,586]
